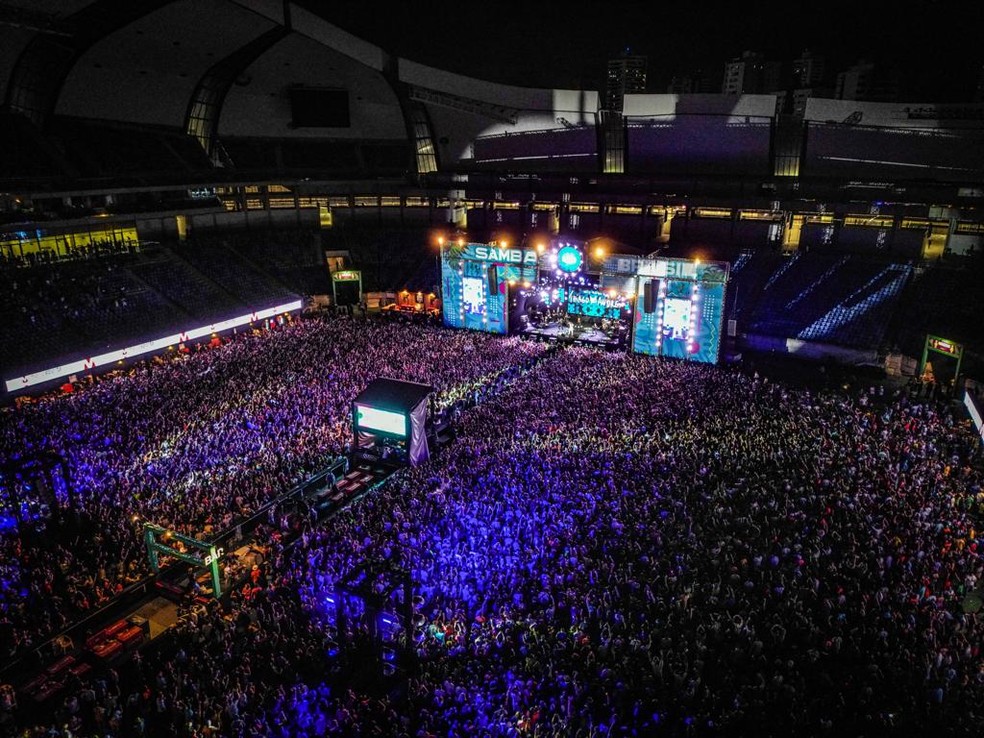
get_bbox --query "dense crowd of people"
[0,316,547,659]
[2,317,984,737]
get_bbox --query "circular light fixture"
[556,245,582,274]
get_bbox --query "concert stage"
[509,277,632,348]
[440,239,730,364]
[518,321,626,347]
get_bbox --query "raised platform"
[519,323,626,347]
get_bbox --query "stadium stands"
[127,246,240,321]
[887,255,984,356]
[170,238,294,307]
[0,238,304,375]
[222,228,331,296]
[0,256,179,372]
[732,250,913,350]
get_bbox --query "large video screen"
[661,297,692,338]
[441,243,536,334]
[288,87,350,127]
[462,277,486,315]
[566,288,627,320]
[355,404,406,438]
[632,259,728,364]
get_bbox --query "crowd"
[0,315,548,659]
[3,320,984,737]
[0,238,139,270]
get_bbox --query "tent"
[351,378,434,467]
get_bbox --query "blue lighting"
[556,245,582,274]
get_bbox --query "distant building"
[606,50,647,111]
[786,86,834,118]
[791,49,826,88]
[667,68,721,94]
[835,60,899,102]
[722,50,782,95]
[778,50,832,118]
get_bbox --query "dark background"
[305,0,984,102]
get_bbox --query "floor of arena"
[1,314,981,738]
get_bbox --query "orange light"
[535,243,545,253]
[437,236,444,246]
[594,246,606,259]
[457,238,464,247]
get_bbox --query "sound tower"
[643,279,657,313]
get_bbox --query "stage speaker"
[727,319,737,337]
[487,265,498,294]
[643,279,655,313]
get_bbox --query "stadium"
[1,2,983,737]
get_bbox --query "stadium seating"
[171,238,295,307]
[887,255,984,356]
[127,245,241,321]
[732,250,913,350]
[0,239,305,375]
[221,229,331,296]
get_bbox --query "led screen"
[288,87,350,127]
[462,277,486,315]
[355,404,406,438]
[662,298,692,339]
[566,288,627,319]
[441,243,534,334]
[632,258,729,364]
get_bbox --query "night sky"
[312,0,984,102]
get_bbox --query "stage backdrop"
[632,258,729,364]
[441,242,538,334]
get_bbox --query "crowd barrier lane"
[2,458,346,686]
